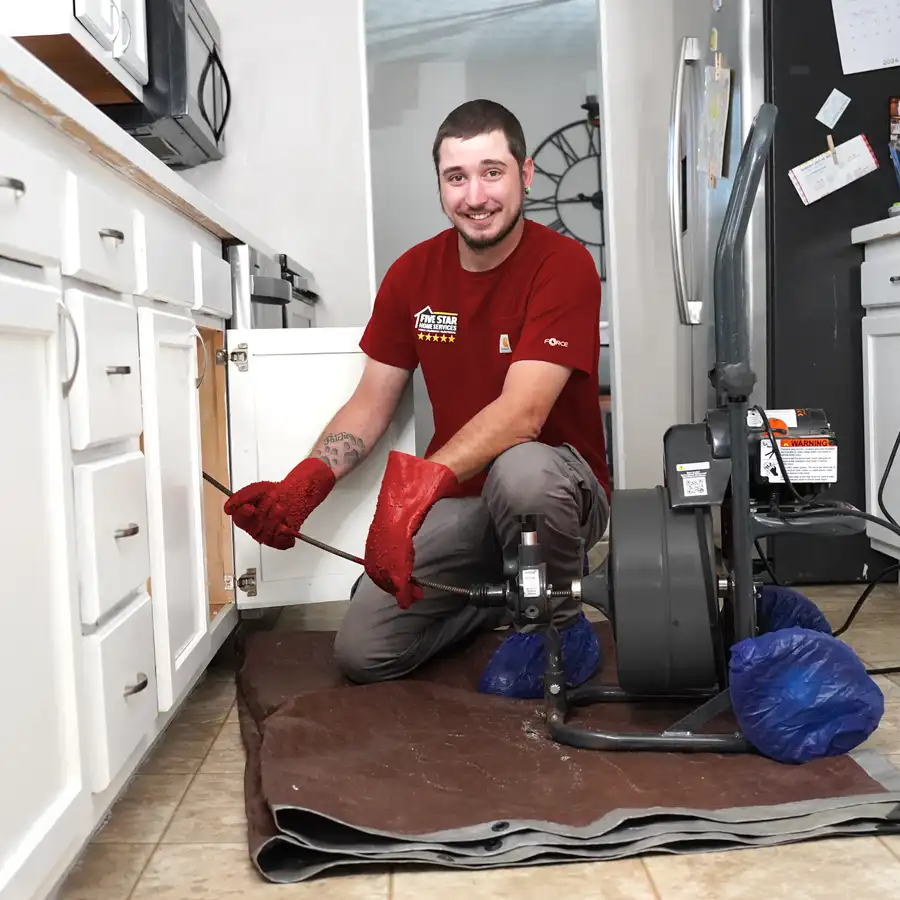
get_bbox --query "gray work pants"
[333,441,609,685]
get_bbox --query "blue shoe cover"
[757,584,832,635]
[478,612,601,699]
[730,627,883,763]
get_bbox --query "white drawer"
[133,208,195,307]
[63,171,137,293]
[0,129,64,267]
[193,242,233,317]
[74,451,150,623]
[82,593,158,793]
[65,288,143,450]
[862,257,900,310]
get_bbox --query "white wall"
[181,0,376,328]
[367,56,601,286]
[597,0,691,489]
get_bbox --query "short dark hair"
[431,99,527,174]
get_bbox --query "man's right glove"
[224,457,336,550]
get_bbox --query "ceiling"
[364,0,599,64]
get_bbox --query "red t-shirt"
[359,220,610,499]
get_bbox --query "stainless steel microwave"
[99,0,230,170]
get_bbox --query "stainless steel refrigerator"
[669,0,896,584]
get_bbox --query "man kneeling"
[223,99,610,699]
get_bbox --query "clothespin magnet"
[827,134,839,165]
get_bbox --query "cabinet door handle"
[99,227,125,243]
[123,673,149,697]
[194,329,208,389]
[890,276,900,284]
[120,10,132,52]
[57,299,80,398]
[0,176,25,195]
[106,365,132,375]
[114,523,140,539]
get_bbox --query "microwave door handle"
[197,50,216,136]
[668,36,701,326]
[212,48,232,143]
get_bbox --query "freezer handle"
[668,36,701,326]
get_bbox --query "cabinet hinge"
[215,349,227,366]
[228,343,249,372]
[223,574,235,591]
[236,568,257,597]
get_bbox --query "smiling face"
[436,130,534,254]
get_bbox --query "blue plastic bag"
[757,584,832,635]
[479,612,601,699]
[729,627,884,764]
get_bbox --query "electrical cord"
[200,471,572,600]
[753,406,900,675]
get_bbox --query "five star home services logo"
[414,306,458,343]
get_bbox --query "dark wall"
[765,0,896,583]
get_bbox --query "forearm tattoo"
[313,432,367,473]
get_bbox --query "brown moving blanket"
[234,623,900,883]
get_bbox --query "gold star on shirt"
[440,335,448,342]
[417,332,425,340]
[448,335,455,343]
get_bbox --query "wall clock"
[524,95,607,280]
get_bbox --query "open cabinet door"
[226,326,416,610]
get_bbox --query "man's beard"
[456,204,523,251]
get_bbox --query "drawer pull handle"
[114,523,140,539]
[99,228,125,243]
[0,176,25,195]
[123,673,149,698]
[891,276,900,284]
[106,365,132,375]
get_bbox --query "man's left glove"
[365,451,458,609]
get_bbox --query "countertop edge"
[0,36,279,259]
[851,216,900,246]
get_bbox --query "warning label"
[760,439,837,484]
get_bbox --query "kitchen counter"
[851,213,900,246]
[0,35,278,256]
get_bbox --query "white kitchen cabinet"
[0,267,90,900]
[73,451,150,623]
[137,306,211,712]
[0,1,146,101]
[114,0,149,85]
[133,208,197,309]
[75,0,118,51]
[63,171,137,294]
[64,289,143,451]
[226,326,416,609]
[81,592,158,793]
[0,128,65,268]
[861,311,900,560]
[852,218,900,563]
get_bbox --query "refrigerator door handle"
[668,36,702,326]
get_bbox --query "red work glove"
[365,451,459,609]
[224,457,336,550]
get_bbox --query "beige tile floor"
[57,582,900,900]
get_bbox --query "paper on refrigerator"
[788,134,879,205]
[700,64,731,187]
[831,0,900,75]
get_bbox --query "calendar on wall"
[831,0,900,75]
